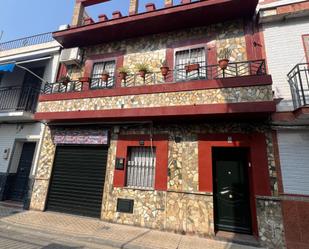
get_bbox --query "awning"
[0,63,15,72]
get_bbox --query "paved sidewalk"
[0,206,263,249]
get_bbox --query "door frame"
[212,147,252,234]
[198,133,272,238]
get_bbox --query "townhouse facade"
[259,1,309,249]
[0,32,61,208]
[27,0,285,248]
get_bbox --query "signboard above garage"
[52,128,109,145]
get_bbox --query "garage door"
[47,146,108,218]
[278,130,309,196]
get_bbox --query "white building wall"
[262,16,309,111]
[0,123,44,174]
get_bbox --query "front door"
[213,147,252,234]
[8,142,36,201]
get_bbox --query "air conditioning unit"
[59,47,82,66]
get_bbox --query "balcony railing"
[0,86,40,113]
[0,32,54,52]
[43,60,266,94]
[288,63,309,109]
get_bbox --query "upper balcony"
[285,63,309,122]
[0,32,58,59]
[36,59,275,123]
[53,0,259,48]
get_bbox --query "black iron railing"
[42,60,267,94]
[0,86,40,112]
[43,80,84,94]
[0,32,54,51]
[123,59,266,87]
[288,63,309,109]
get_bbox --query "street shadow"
[42,244,84,249]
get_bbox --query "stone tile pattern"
[256,198,286,249]
[38,85,272,113]
[69,20,247,84]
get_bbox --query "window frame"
[174,45,208,81]
[90,58,117,89]
[126,146,156,189]
[113,134,168,191]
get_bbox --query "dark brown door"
[8,142,36,201]
[213,147,252,234]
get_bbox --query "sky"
[0,0,186,43]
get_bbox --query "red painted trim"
[302,34,309,64]
[39,75,272,102]
[198,132,272,237]
[53,0,258,48]
[56,64,68,81]
[271,107,309,123]
[35,101,276,122]
[114,134,168,190]
[281,193,309,198]
[77,0,110,7]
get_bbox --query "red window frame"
[113,134,168,191]
[165,38,217,82]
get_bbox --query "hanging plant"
[160,59,169,77]
[135,63,150,79]
[118,66,130,81]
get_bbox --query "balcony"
[36,59,275,123]
[43,60,267,94]
[0,86,39,122]
[288,63,309,109]
[53,0,259,48]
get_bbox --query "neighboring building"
[30,0,283,248]
[259,1,309,249]
[0,32,61,208]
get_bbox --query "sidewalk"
[0,206,263,249]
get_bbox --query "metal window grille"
[126,146,156,189]
[175,47,206,81]
[90,60,116,89]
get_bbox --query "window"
[303,34,309,63]
[175,47,206,81]
[90,60,116,89]
[126,146,156,189]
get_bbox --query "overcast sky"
[0,0,188,43]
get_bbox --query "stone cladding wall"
[30,121,283,248]
[68,20,247,84]
[37,85,273,113]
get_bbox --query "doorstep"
[215,231,261,247]
[0,200,23,209]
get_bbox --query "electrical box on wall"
[3,148,10,160]
[115,157,125,170]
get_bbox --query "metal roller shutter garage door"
[47,146,108,218]
[278,130,309,196]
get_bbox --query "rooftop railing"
[43,59,267,95]
[288,63,309,109]
[0,32,54,52]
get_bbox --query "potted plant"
[218,48,232,70]
[118,66,130,81]
[59,75,71,85]
[160,59,169,77]
[185,61,200,73]
[101,70,110,82]
[136,63,150,79]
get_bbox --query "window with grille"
[90,60,116,89]
[126,146,156,189]
[175,47,206,81]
